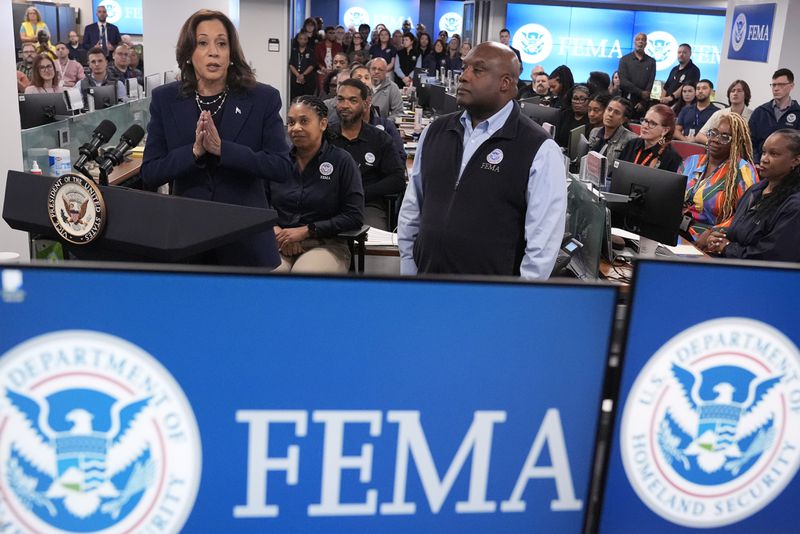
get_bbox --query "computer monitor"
[519,102,561,129]
[18,92,70,129]
[519,96,542,106]
[144,73,163,97]
[428,83,445,114]
[412,67,429,88]
[608,160,687,246]
[64,86,84,112]
[164,70,177,84]
[568,127,590,162]
[442,92,458,114]
[87,84,118,109]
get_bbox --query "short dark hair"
[500,28,510,34]
[698,79,714,90]
[728,79,752,106]
[773,68,795,83]
[402,32,417,46]
[176,9,256,97]
[87,46,106,58]
[324,26,335,33]
[591,92,612,107]
[678,43,692,52]
[358,23,370,32]
[337,78,369,100]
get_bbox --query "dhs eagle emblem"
[646,31,678,71]
[620,318,800,528]
[732,13,748,52]
[512,24,553,64]
[0,331,202,533]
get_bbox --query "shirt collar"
[773,100,790,112]
[459,99,515,137]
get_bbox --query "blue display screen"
[93,0,143,35]
[0,266,616,532]
[506,3,725,85]
[434,1,464,37]
[339,0,421,33]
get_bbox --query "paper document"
[366,228,398,246]
[662,244,704,256]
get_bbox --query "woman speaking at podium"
[142,10,292,267]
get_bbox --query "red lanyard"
[634,144,666,167]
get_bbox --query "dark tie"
[100,24,107,54]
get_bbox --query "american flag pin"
[235,107,241,114]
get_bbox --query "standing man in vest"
[398,42,567,279]
[82,5,121,57]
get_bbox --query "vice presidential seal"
[47,174,106,245]
[0,331,202,533]
[620,318,800,528]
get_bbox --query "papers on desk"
[366,227,398,246]
[611,228,704,256]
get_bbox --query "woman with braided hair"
[680,112,759,241]
[269,95,364,273]
[702,129,800,261]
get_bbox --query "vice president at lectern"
[141,10,292,267]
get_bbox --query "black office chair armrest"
[338,225,370,273]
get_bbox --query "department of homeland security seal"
[0,331,202,533]
[620,318,800,528]
[47,174,106,245]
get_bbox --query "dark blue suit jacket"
[81,22,122,51]
[142,81,292,267]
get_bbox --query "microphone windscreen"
[121,124,146,146]
[95,119,117,141]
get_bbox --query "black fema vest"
[413,102,549,275]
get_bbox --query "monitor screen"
[519,102,561,130]
[93,0,143,34]
[18,93,70,129]
[339,0,420,33]
[144,73,162,97]
[608,160,687,245]
[87,84,118,109]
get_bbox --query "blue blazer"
[141,81,292,267]
[81,22,122,51]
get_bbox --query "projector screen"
[93,0,143,35]
[506,3,725,86]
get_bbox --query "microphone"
[74,119,116,169]
[98,124,145,175]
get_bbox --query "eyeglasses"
[571,96,589,103]
[706,129,732,145]
[38,64,54,71]
[640,118,663,128]
[770,82,792,88]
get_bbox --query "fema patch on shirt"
[487,149,504,164]
[375,124,385,131]
[787,113,797,125]
[319,162,334,176]
[364,152,376,164]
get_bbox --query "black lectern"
[3,170,278,262]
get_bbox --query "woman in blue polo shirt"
[270,96,365,273]
[369,28,397,73]
[703,129,800,262]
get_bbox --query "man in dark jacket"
[749,68,800,161]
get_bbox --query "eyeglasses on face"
[572,96,589,103]
[706,129,732,145]
[770,82,792,88]
[39,64,54,71]
[640,118,663,128]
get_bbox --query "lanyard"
[634,143,665,167]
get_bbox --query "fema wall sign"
[0,330,202,533]
[47,174,106,245]
[727,3,776,62]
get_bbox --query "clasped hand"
[193,110,222,159]
[274,226,310,256]
[696,229,730,255]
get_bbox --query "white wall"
[0,2,29,259]
[239,0,290,116]
[717,0,799,107]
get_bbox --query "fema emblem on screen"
[439,12,462,34]
[732,13,748,52]
[620,318,800,528]
[98,0,122,24]
[512,24,553,64]
[0,331,202,533]
[344,7,369,28]
[646,31,679,71]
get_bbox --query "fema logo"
[512,24,553,64]
[620,318,800,528]
[343,7,369,29]
[364,152,376,164]
[787,113,797,125]
[0,331,202,533]
[98,0,122,24]
[439,12,462,35]
[646,31,679,71]
[487,149,504,165]
[319,161,334,176]
[732,12,748,52]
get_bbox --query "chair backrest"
[671,140,707,160]
[628,122,641,135]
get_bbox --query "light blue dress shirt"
[398,100,567,280]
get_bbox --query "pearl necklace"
[195,88,228,116]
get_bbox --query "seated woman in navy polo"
[270,96,364,273]
[702,129,800,262]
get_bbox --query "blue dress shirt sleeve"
[397,125,429,275]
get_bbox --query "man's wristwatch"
[307,223,317,238]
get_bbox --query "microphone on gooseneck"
[98,124,146,175]
[74,120,117,169]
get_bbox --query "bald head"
[458,42,520,122]
[369,57,388,84]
